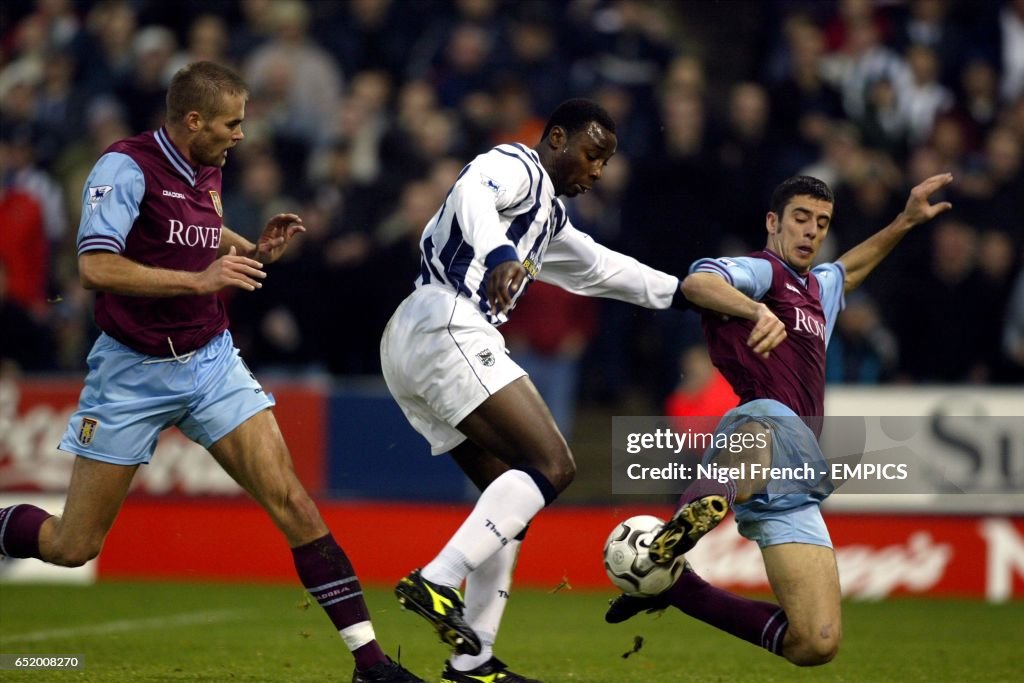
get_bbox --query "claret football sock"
[291,533,387,670]
[669,565,789,655]
[422,470,545,588]
[676,476,737,511]
[0,504,51,559]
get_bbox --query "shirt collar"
[154,127,198,187]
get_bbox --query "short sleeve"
[77,152,145,255]
[689,256,773,300]
[812,261,847,343]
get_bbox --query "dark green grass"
[0,581,1020,682]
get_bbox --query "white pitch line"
[0,608,253,643]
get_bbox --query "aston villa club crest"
[209,190,223,217]
[78,417,99,446]
[476,349,495,367]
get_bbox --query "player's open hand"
[199,245,266,293]
[255,213,305,264]
[487,261,528,316]
[901,173,953,227]
[748,303,786,358]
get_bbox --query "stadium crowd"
[1,0,1022,411]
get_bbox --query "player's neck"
[164,124,197,167]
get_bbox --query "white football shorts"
[380,284,527,455]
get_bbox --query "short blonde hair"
[166,61,248,123]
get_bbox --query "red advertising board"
[0,379,326,496]
[94,500,1024,601]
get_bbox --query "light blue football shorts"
[705,398,834,549]
[59,330,275,466]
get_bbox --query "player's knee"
[50,538,102,568]
[544,452,576,493]
[786,629,840,666]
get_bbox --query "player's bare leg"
[455,376,575,492]
[762,542,842,666]
[0,456,137,566]
[210,408,422,682]
[208,408,326,545]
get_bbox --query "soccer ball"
[603,515,686,596]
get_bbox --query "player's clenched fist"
[748,303,787,358]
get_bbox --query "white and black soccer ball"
[603,515,686,597]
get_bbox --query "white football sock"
[422,470,544,588]
[449,538,521,672]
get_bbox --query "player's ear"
[766,211,778,235]
[185,110,202,133]
[548,125,567,151]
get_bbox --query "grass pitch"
[0,581,1020,682]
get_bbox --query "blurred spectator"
[999,0,1024,102]
[313,0,417,81]
[1003,264,1024,380]
[1,123,67,259]
[825,291,898,383]
[893,0,967,86]
[243,0,343,149]
[665,343,739,418]
[228,201,328,373]
[0,261,54,375]
[0,134,48,315]
[715,82,779,246]
[405,0,503,83]
[168,14,232,75]
[8,0,82,55]
[117,25,177,133]
[823,0,893,53]
[33,49,90,160]
[898,44,954,145]
[229,0,277,62]
[856,74,909,159]
[956,125,1024,236]
[490,77,544,145]
[431,21,495,109]
[954,57,1001,143]
[767,13,845,175]
[822,12,908,121]
[73,0,138,93]
[891,219,989,382]
[977,230,1020,381]
[222,151,299,242]
[497,2,570,115]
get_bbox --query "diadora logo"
[162,190,187,199]
[785,283,802,294]
[166,219,222,248]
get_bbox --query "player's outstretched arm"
[838,173,953,293]
[683,272,786,358]
[80,247,266,297]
